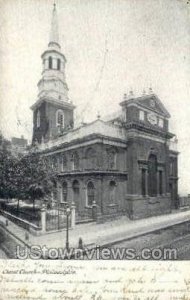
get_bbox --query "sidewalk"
[0,210,190,249]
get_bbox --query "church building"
[31,5,179,221]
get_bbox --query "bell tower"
[31,4,75,144]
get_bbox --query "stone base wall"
[126,194,171,220]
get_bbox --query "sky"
[0,0,190,195]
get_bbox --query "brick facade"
[30,5,179,221]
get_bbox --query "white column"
[53,57,57,69]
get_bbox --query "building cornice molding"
[41,49,66,62]
[125,122,174,139]
[30,97,75,111]
[38,135,127,156]
[57,170,128,178]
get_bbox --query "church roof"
[102,110,123,122]
[36,119,127,152]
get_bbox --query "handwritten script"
[0,261,190,300]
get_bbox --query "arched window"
[57,58,61,70]
[71,152,79,170]
[85,148,97,169]
[62,182,67,202]
[52,156,58,171]
[73,180,79,193]
[107,148,117,170]
[87,181,95,206]
[56,110,64,128]
[62,155,67,171]
[148,154,157,197]
[109,180,116,202]
[48,56,52,69]
[37,110,40,128]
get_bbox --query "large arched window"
[62,182,67,202]
[87,181,95,206]
[85,148,97,169]
[73,180,79,193]
[37,110,40,128]
[52,156,58,171]
[61,154,67,171]
[107,148,117,170]
[48,56,52,69]
[109,180,116,202]
[57,58,61,70]
[56,109,64,128]
[71,152,79,170]
[148,154,157,197]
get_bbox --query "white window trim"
[139,110,145,121]
[158,118,164,128]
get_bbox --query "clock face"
[147,113,157,125]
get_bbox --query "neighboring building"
[11,135,28,156]
[31,5,178,221]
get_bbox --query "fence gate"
[46,202,69,231]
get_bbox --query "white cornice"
[30,97,75,111]
[42,138,127,156]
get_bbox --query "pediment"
[135,94,170,118]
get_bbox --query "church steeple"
[35,2,69,103]
[31,4,75,144]
[48,3,60,50]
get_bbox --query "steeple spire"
[48,2,60,49]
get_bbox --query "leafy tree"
[0,132,56,210]
[17,151,56,209]
[0,133,17,199]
